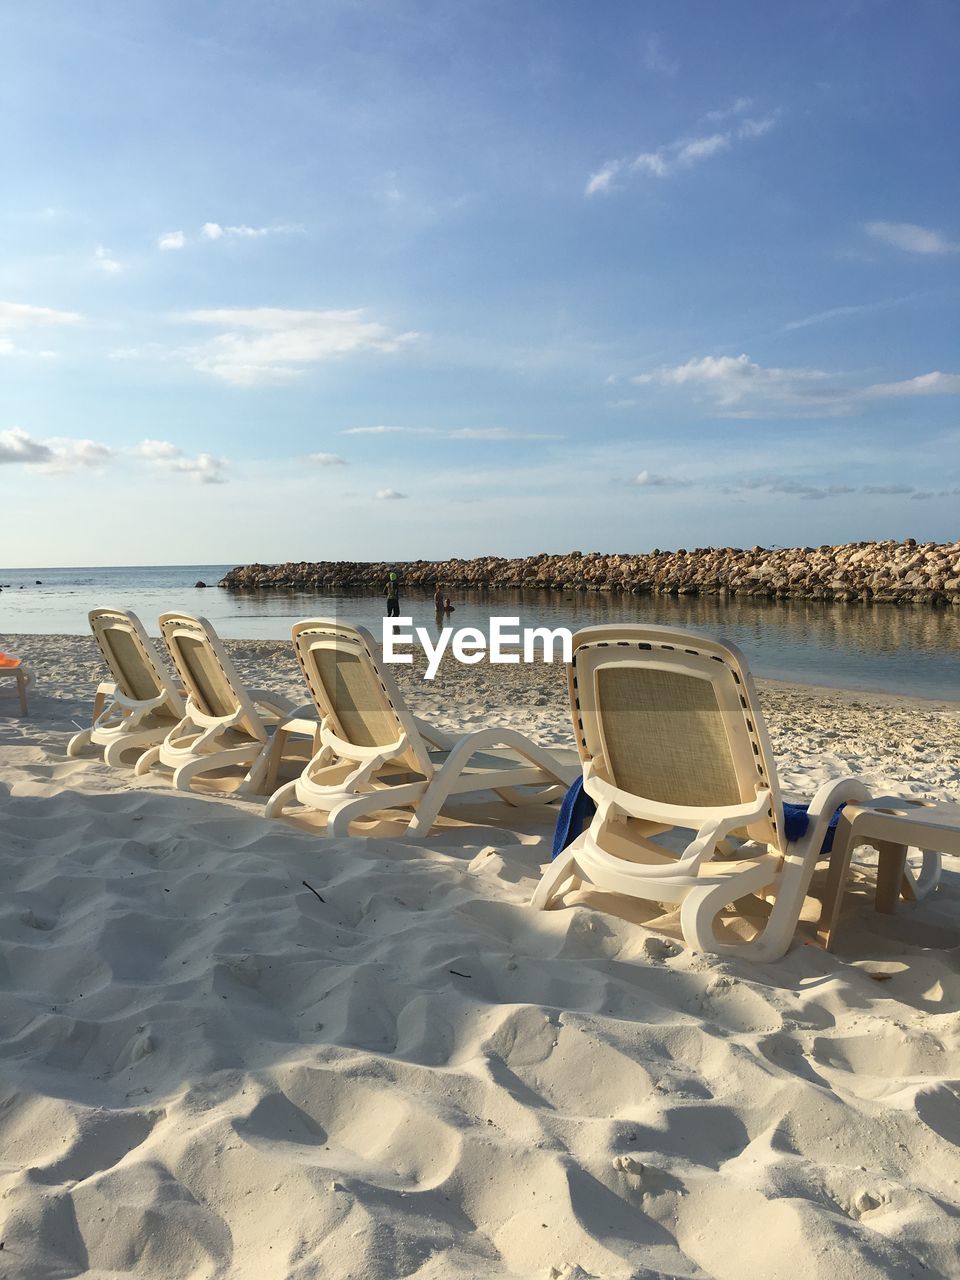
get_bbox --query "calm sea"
[2,563,958,700]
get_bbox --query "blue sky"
[1,0,958,566]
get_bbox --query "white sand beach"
[1,633,959,1279]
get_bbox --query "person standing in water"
[384,571,401,618]
[433,583,445,626]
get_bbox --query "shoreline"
[7,631,960,711]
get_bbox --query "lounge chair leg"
[404,786,449,836]
[134,746,162,777]
[66,728,93,757]
[238,744,272,796]
[172,758,213,793]
[265,779,298,819]
[531,849,580,910]
[902,849,941,901]
[103,738,133,768]
[679,861,786,960]
[327,787,424,837]
[327,794,385,837]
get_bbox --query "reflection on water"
[1,565,958,699]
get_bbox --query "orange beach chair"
[0,652,30,715]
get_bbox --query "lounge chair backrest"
[568,625,785,851]
[89,608,183,716]
[291,619,431,773]
[158,612,265,739]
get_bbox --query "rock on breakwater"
[219,539,960,606]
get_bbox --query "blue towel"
[551,776,595,858]
[782,800,845,853]
[552,779,845,859]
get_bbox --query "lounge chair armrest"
[319,716,409,764]
[414,717,456,750]
[438,725,577,786]
[784,776,874,859]
[582,796,773,881]
[804,776,873,820]
[275,714,321,737]
[676,808,769,876]
[279,702,316,722]
[247,689,299,715]
[585,765,772,830]
[93,680,117,720]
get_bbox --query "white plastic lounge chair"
[134,612,297,793]
[67,609,185,766]
[532,625,879,961]
[265,618,577,836]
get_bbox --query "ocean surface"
[2,563,959,700]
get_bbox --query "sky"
[1,0,958,566]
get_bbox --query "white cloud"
[200,221,301,242]
[447,427,561,441]
[0,301,83,330]
[672,133,730,166]
[181,307,417,386]
[632,354,960,419]
[306,452,348,466]
[778,293,921,334]
[134,438,227,484]
[341,425,561,441]
[93,245,123,274]
[585,161,624,196]
[910,487,960,500]
[865,221,958,255]
[631,470,691,488]
[740,475,858,501]
[134,439,182,460]
[632,353,840,414]
[0,428,112,472]
[343,425,433,436]
[376,488,407,500]
[864,371,960,397]
[702,97,753,124]
[169,452,226,484]
[729,475,950,502]
[0,301,82,359]
[40,439,114,473]
[0,428,53,464]
[158,230,185,250]
[586,107,779,195]
[737,116,777,140]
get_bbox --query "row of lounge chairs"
[67,607,943,962]
[68,608,574,830]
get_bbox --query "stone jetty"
[219,539,960,606]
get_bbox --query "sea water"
[1,563,958,700]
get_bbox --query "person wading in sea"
[384,571,402,618]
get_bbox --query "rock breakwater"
[219,539,960,606]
